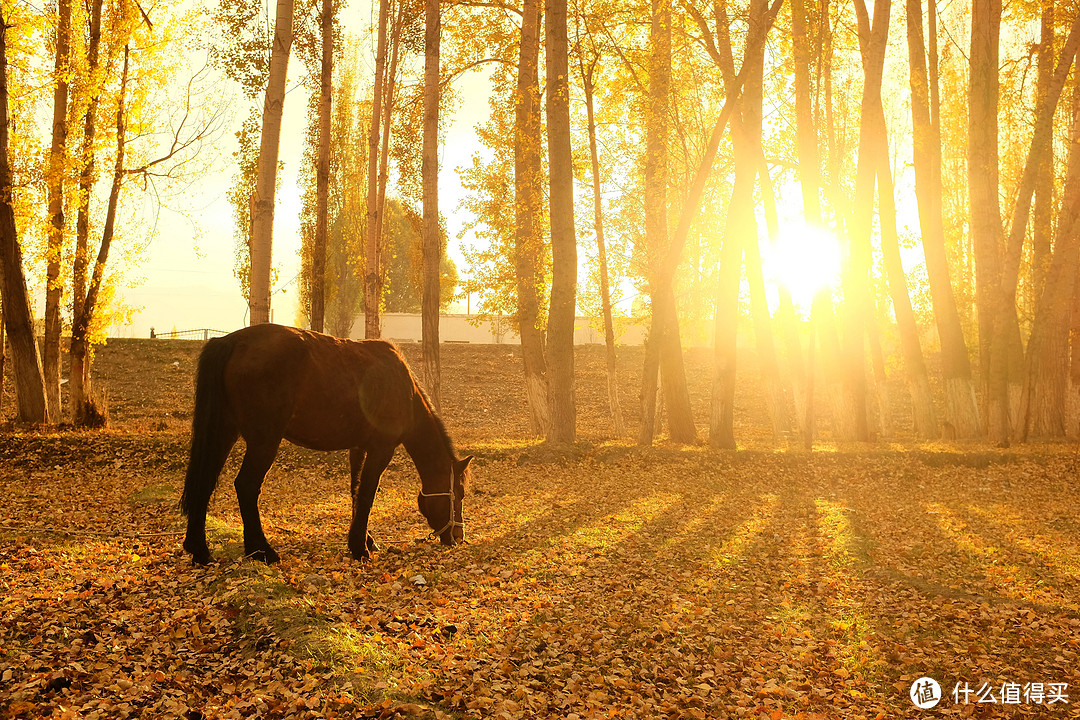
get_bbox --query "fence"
[150,328,230,340]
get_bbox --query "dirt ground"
[2,336,919,444]
[2,337,1079,719]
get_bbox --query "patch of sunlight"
[464,488,565,547]
[812,498,886,683]
[564,492,682,552]
[814,498,862,568]
[327,626,412,699]
[707,493,779,568]
[927,502,1068,607]
[653,493,729,556]
[966,504,1080,608]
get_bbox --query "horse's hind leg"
[183,428,239,565]
[235,440,282,563]
[349,448,379,554]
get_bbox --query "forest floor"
[2,339,1080,718]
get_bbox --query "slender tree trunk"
[545,0,577,443]
[906,0,979,439]
[641,0,699,445]
[582,58,624,436]
[872,109,938,438]
[790,0,821,222]
[364,0,390,337]
[0,11,48,423]
[843,0,891,443]
[711,137,750,449]
[1032,1,1055,305]
[70,48,128,427]
[866,306,891,437]
[44,0,72,420]
[514,0,550,436]
[760,158,806,438]
[744,209,787,439]
[786,0,817,440]
[70,0,103,420]
[857,0,939,439]
[311,0,333,333]
[376,0,403,287]
[804,296,816,448]
[249,0,294,326]
[710,0,770,449]
[421,0,441,408]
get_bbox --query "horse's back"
[218,325,417,451]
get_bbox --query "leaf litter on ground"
[3,437,1080,718]
[3,341,1080,718]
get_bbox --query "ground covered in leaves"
[2,341,1080,718]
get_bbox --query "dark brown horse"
[179,324,470,564]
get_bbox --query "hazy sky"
[112,18,491,339]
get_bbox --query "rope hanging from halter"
[419,466,463,540]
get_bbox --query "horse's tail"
[180,336,237,517]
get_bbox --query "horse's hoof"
[248,548,280,564]
[184,539,212,565]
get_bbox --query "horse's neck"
[403,403,451,475]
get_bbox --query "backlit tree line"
[0,0,219,425]
[2,0,1079,451]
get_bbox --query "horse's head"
[418,455,471,545]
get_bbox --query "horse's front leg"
[349,448,379,554]
[349,447,393,561]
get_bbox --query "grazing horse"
[179,324,470,564]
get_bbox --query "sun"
[761,221,844,316]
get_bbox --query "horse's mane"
[387,339,460,465]
[416,381,457,460]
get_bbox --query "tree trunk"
[545,0,577,443]
[857,0,939,439]
[0,11,48,423]
[376,0,403,295]
[710,0,769,449]
[582,58,625,437]
[785,0,817,441]
[758,155,805,431]
[969,0,1006,442]
[744,207,787,439]
[790,0,821,223]
[872,111,938,438]
[311,0,332,333]
[45,0,72,420]
[639,0,669,445]
[70,0,104,420]
[249,0,294,326]
[514,0,550,436]
[866,307,891,437]
[70,47,129,427]
[364,0,390,338]
[1021,83,1080,439]
[906,0,979,438]
[843,0,891,443]
[421,0,441,408]
[1032,1,1055,306]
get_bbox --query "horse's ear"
[457,455,474,472]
